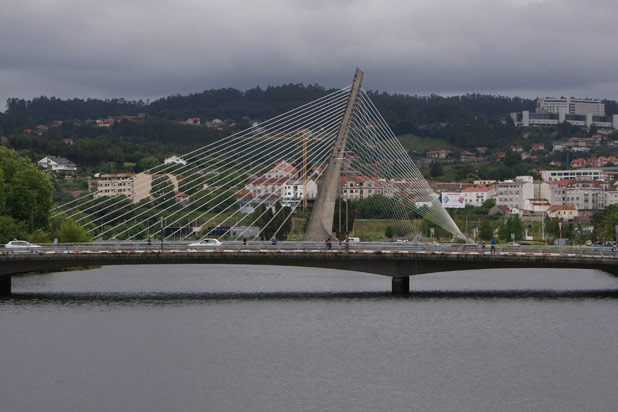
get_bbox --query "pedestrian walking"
[490,238,496,253]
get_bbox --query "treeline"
[5,119,226,168]
[4,85,618,152]
[2,85,542,135]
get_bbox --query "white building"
[460,186,496,207]
[37,156,77,173]
[245,178,285,199]
[264,160,298,180]
[537,97,605,116]
[282,179,318,206]
[511,98,616,129]
[496,178,534,210]
[541,169,604,182]
[164,155,187,166]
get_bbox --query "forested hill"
[1,84,540,132]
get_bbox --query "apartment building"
[91,172,179,203]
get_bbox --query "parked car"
[507,242,520,247]
[188,239,222,247]
[4,240,42,251]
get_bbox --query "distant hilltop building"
[537,97,605,116]
[511,97,618,129]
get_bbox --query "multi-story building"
[245,178,285,199]
[562,180,607,212]
[281,180,318,207]
[496,178,534,210]
[340,175,383,200]
[264,160,298,180]
[460,186,496,207]
[511,98,617,129]
[90,172,179,203]
[540,169,604,182]
[537,97,605,116]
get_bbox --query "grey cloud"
[1,0,618,111]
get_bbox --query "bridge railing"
[3,241,618,257]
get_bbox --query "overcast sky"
[1,0,617,111]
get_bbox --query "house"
[426,150,452,159]
[164,155,188,166]
[183,118,201,125]
[531,143,545,151]
[264,160,298,180]
[174,190,190,205]
[547,205,578,220]
[96,118,114,127]
[37,156,77,173]
[459,151,477,162]
[523,198,551,213]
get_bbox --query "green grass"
[396,134,456,154]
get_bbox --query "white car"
[4,240,42,250]
[507,242,520,247]
[188,239,222,247]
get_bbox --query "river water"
[1,265,617,412]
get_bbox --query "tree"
[0,147,53,232]
[429,161,444,177]
[385,226,395,240]
[592,205,618,241]
[0,216,27,244]
[150,175,175,207]
[498,215,524,241]
[137,156,160,171]
[56,219,91,243]
[479,220,494,240]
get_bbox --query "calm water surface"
[1,265,617,412]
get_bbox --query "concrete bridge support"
[0,276,11,296]
[392,276,410,295]
[304,68,364,241]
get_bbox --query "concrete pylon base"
[392,277,410,295]
[0,276,11,296]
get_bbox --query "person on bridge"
[271,236,277,245]
[490,238,496,253]
[325,237,332,250]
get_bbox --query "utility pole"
[345,199,349,236]
[160,217,164,250]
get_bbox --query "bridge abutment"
[392,277,409,295]
[0,276,11,296]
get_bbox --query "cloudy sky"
[1,0,617,111]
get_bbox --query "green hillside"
[397,133,456,154]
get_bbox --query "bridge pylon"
[304,68,364,241]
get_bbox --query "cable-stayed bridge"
[51,69,465,244]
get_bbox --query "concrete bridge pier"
[0,276,11,296]
[391,277,410,295]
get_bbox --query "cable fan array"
[52,85,465,241]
